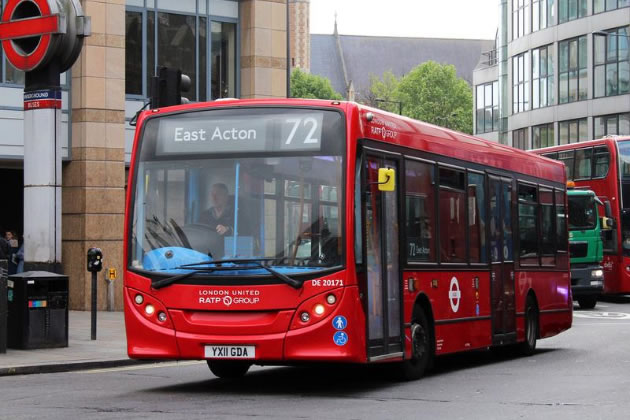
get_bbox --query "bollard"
[87,248,103,340]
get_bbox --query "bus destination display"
[155,111,325,155]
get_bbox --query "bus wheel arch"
[394,294,435,381]
[412,294,435,356]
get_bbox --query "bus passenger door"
[489,176,516,344]
[364,154,403,359]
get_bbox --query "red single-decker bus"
[124,99,572,379]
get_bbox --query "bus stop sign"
[0,0,90,72]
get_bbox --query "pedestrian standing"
[0,226,8,260]
[6,230,19,275]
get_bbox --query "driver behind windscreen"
[200,183,234,258]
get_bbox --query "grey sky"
[310,0,499,40]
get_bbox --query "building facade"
[473,0,629,149]
[0,0,289,310]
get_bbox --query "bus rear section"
[535,137,630,294]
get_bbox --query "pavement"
[0,310,146,376]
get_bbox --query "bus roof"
[351,103,566,183]
[138,98,567,183]
[531,136,630,155]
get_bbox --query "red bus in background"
[533,137,630,295]
[124,99,572,380]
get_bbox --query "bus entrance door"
[489,176,516,345]
[364,154,403,360]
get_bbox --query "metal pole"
[91,271,97,340]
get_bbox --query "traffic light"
[150,67,191,108]
[87,248,103,273]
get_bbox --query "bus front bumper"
[124,286,365,364]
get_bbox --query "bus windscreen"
[129,108,346,280]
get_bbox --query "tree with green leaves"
[290,68,343,100]
[367,61,473,134]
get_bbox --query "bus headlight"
[591,269,604,278]
[145,304,155,315]
[314,304,325,316]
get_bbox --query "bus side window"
[593,146,610,178]
[558,151,575,181]
[467,172,487,263]
[575,148,593,179]
[518,184,539,265]
[405,159,436,263]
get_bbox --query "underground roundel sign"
[449,276,461,313]
[0,0,90,72]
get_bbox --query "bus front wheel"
[395,309,433,381]
[207,360,251,379]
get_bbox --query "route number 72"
[285,117,320,145]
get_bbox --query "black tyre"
[517,296,539,356]
[207,360,251,379]
[577,296,597,309]
[395,309,433,381]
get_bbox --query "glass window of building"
[476,81,499,134]
[532,45,555,108]
[533,123,555,148]
[513,53,530,113]
[211,21,236,99]
[559,36,588,103]
[594,26,630,98]
[513,128,529,149]
[124,1,238,101]
[513,0,531,40]
[559,118,588,144]
[594,113,630,137]
[558,0,588,23]
[594,0,630,13]
[533,0,556,32]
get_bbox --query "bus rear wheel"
[395,310,433,381]
[207,360,251,379]
[517,296,538,356]
[577,296,597,309]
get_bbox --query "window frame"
[124,2,241,101]
[593,26,630,99]
[532,123,555,149]
[559,35,588,104]
[532,44,555,109]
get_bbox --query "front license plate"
[205,345,256,359]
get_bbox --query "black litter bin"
[0,260,7,353]
[7,271,68,349]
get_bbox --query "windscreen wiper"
[151,269,216,290]
[150,259,303,290]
